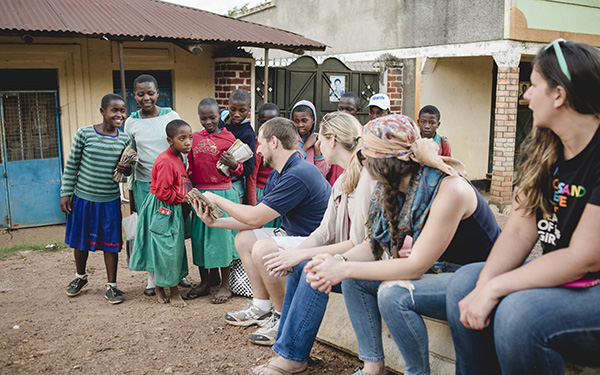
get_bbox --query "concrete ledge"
[317,293,599,375]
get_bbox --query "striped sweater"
[60,125,132,202]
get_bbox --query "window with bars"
[1,91,59,162]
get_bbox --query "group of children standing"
[59,74,451,307]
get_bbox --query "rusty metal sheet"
[0,0,325,51]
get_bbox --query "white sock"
[75,272,88,279]
[253,298,271,312]
[106,282,117,290]
[147,272,156,289]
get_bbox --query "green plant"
[0,242,67,259]
[226,2,250,16]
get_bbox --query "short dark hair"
[166,119,191,138]
[340,92,360,110]
[133,74,158,90]
[258,103,280,117]
[418,105,441,121]
[292,105,314,121]
[101,93,124,109]
[259,118,298,150]
[230,89,251,106]
[198,97,219,112]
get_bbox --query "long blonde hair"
[319,112,363,193]
[516,40,600,217]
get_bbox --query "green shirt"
[60,125,132,202]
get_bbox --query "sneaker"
[224,302,272,326]
[105,286,124,305]
[66,277,88,297]
[352,367,388,375]
[249,313,280,346]
[144,287,156,296]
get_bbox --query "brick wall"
[213,57,254,109]
[490,66,519,209]
[385,63,403,114]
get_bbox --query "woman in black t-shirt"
[447,40,600,375]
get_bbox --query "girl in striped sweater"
[60,93,132,305]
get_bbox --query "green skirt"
[257,188,281,228]
[191,187,239,269]
[129,193,188,287]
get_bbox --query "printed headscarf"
[362,114,465,176]
[362,114,466,259]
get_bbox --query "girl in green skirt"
[129,119,193,307]
[184,98,244,304]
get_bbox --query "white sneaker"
[249,312,280,346]
[224,302,272,326]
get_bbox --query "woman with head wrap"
[305,114,501,375]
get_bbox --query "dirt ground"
[0,200,517,375]
[0,226,362,375]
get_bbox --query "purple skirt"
[65,195,122,252]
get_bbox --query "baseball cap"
[367,94,390,111]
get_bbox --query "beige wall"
[420,56,494,180]
[0,36,214,160]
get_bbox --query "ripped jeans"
[342,261,461,375]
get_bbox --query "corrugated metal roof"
[0,0,326,52]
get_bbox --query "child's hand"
[116,162,132,175]
[219,151,238,170]
[60,196,72,214]
[313,138,322,157]
[302,133,317,151]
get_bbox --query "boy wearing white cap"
[367,93,391,121]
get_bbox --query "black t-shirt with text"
[536,126,600,278]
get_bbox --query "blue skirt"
[65,195,122,252]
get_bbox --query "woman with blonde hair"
[447,40,600,374]
[249,111,376,375]
[304,114,501,375]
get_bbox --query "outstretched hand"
[190,198,215,226]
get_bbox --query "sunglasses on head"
[544,38,572,82]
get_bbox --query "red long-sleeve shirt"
[188,129,243,190]
[150,147,192,204]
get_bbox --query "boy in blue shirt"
[218,89,256,203]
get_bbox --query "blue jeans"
[342,261,460,375]
[273,260,341,362]
[447,262,600,375]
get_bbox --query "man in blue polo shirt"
[194,117,330,346]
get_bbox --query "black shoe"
[178,278,192,288]
[144,287,156,296]
[66,277,88,297]
[105,286,124,304]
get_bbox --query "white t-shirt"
[124,109,180,182]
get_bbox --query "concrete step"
[316,293,600,375]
